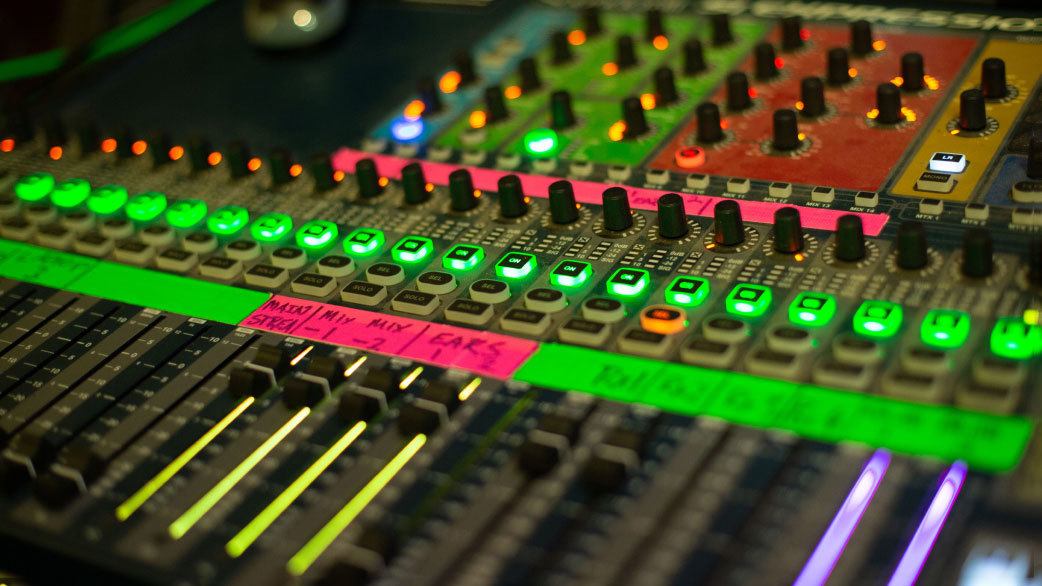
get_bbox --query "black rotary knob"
[549,180,579,225]
[1028,136,1042,179]
[400,162,430,205]
[550,90,576,130]
[1029,238,1042,287]
[309,153,336,192]
[622,96,649,138]
[356,158,383,198]
[834,214,866,262]
[583,6,602,36]
[696,102,724,143]
[484,86,509,123]
[773,207,804,253]
[646,9,665,42]
[43,119,66,150]
[726,71,752,111]
[657,193,688,239]
[710,13,733,46]
[961,228,993,279]
[186,137,214,172]
[76,122,100,154]
[519,57,542,92]
[781,16,804,51]
[602,187,633,231]
[551,31,572,65]
[800,76,826,117]
[772,109,801,151]
[454,51,477,87]
[654,66,679,105]
[417,76,442,114]
[850,20,874,56]
[114,127,137,159]
[713,200,745,246]
[875,82,904,124]
[980,57,1008,100]
[754,42,780,80]
[826,48,852,86]
[449,169,478,211]
[616,35,638,69]
[225,141,251,178]
[900,52,925,92]
[896,221,929,270]
[268,148,293,184]
[149,131,173,167]
[959,88,987,132]
[683,38,707,75]
[498,174,527,218]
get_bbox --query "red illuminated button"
[674,146,706,169]
[640,304,688,335]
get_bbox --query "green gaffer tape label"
[0,238,269,324]
[514,343,1034,473]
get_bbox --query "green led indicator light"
[125,192,168,222]
[344,228,384,256]
[789,292,837,327]
[607,268,651,298]
[920,309,971,349]
[550,260,593,289]
[442,244,484,271]
[665,276,710,307]
[166,199,208,229]
[207,205,250,236]
[391,236,434,264]
[852,300,904,339]
[725,283,772,317]
[86,184,129,215]
[990,317,1042,360]
[13,172,55,202]
[523,128,560,158]
[250,212,293,243]
[495,252,537,280]
[295,220,339,250]
[49,178,91,208]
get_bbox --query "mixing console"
[0,1,1041,585]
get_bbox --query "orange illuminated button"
[674,146,706,169]
[640,304,688,335]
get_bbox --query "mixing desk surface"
[0,0,1041,584]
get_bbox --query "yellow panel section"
[892,39,1042,201]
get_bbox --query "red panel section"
[648,25,977,191]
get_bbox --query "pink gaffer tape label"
[241,295,538,379]
[332,148,889,236]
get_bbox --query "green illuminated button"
[13,172,55,202]
[725,284,772,317]
[523,128,560,158]
[852,300,903,338]
[166,199,208,229]
[50,178,91,208]
[86,185,128,215]
[391,236,434,263]
[990,317,1042,360]
[495,252,537,280]
[607,268,651,298]
[344,228,384,256]
[443,244,484,271]
[789,292,837,327]
[206,205,249,236]
[295,220,339,250]
[665,276,709,307]
[550,260,593,288]
[250,212,293,243]
[125,192,168,222]
[920,309,971,349]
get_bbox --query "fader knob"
[149,131,173,167]
[826,48,852,86]
[961,228,993,279]
[309,153,336,192]
[601,187,633,232]
[519,57,542,92]
[622,96,649,138]
[225,141,251,178]
[551,31,573,65]
[800,77,827,117]
[850,20,874,56]
[646,9,665,42]
[454,51,477,86]
[484,86,509,123]
[654,66,678,105]
[186,138,213,172]
[583,6,602,36]
[900,52,925,92]
[449,169,478,212]
[683,38,707,75]
[1029,238,1042,287]
[875,83,904,124]
[980,57,1008,100]
[417,76,442,114]
[773,207,804,254]
[657,193,688,239]
[781,16,804,51]
[268,149,293,184]
[754,42,780,80]
[497,174,527,218]
[713,200,744,246]
[1027,136,1042,179]
[772,109,801,151]
[726,71,752,111]
[76,123,100,155]
[710,14,733,46]
[550,90,576,129]
[616,35,638,69]
[549,180,579,225]
[355,158,383,198]
[896,221,929,270]
[400,162,430,205]
[696,102,724,143]
[958,88,987,132]
[834,214,866,262]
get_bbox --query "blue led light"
[391,117,425,142]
